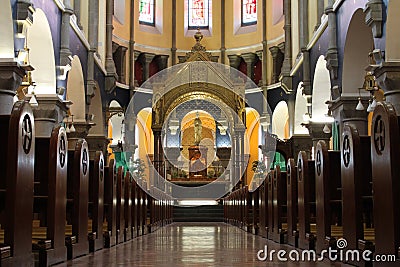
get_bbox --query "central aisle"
[55,223,350,266]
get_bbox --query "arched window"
[139,0,155,26]
[242,0,257,26]
[188,0,209,29]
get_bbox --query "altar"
[188,145,208,179]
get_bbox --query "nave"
[54,223,349,267]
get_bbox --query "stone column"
[156,55,169,71]
[86,0,99,103]
[171,0,177,65]
[105,0,117,92]
[152,129,164,179]
[269,46,285,84]
[281,0,292,89]
[315,0,324,30]
[73,0,83,29]
[0,62,25,115]
[220,0,226,64]
[60,0,73,66]
[374,62,400,116]
[66,118,93,150]
[134,51,141,87]
[325,0,339,80]
[129,0,136,97]
[329,96,369,136]
[241,53,258,81]
[140,53,156,81]
[302,122,332,151]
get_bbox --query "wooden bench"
[116,166,125,244]
[286,158,298,247]
[103,159,117,248]
[258,179,268,238]
[266,170,274,239]
[88,151,104,252]
[297,151,316,250]
[272,165,287,244]
[66,139,89,259]
[371,102,400,264]
[341,124,375,264]
[0,101,35,266]
[315,140,342,254]
[124,171,132,241]
[33,126,68,266]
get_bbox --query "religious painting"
[242,0,257,26]
[139,0,155,26]
[188,0,209,29]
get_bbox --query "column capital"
[134,50,141,61]
[227,54,241,69]
[255,50,263,61]
[241,52,257,64]
[140,52,156,64]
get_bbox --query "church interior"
[0,0,399,266]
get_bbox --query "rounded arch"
[272,101,289,139]
[66,56,86,122]
[0,0,14,59]
[87,85,105,136]
[312,55,331,122]
[162,83,238,123]
[108,100,125,146]
[294,82,308,134]
[386,0,400,61]
[342,9,374,95]
[27,8,56,95]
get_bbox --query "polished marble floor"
[55,223,350,267]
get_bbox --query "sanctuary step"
[173,204,224,222]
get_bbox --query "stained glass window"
[139,0,155,26]
[188,0,209,29]
[242,0,257,26]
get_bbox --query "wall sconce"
[357,70,379,112]
[323,123,331,134]
[65,114,76,133]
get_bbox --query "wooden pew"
[33,126,68,266]
[266,170,274,239]
[251,187,260,235]
[272,165,287,243]
[66,139,89,259]
[286,158,298,247]
[341,124,374,266]
[315,140,342,254]
[258,179,268,238]
[131,179,138,238]
[116,166,125,244]
[88,151,104,252]
[243,186,252,232]
[371,102,400,264]
[103,159,117,248]
[297,151,316,250]
[0,101,35,266]
[124,171,132,241]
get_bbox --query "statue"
[194,112,202,145]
